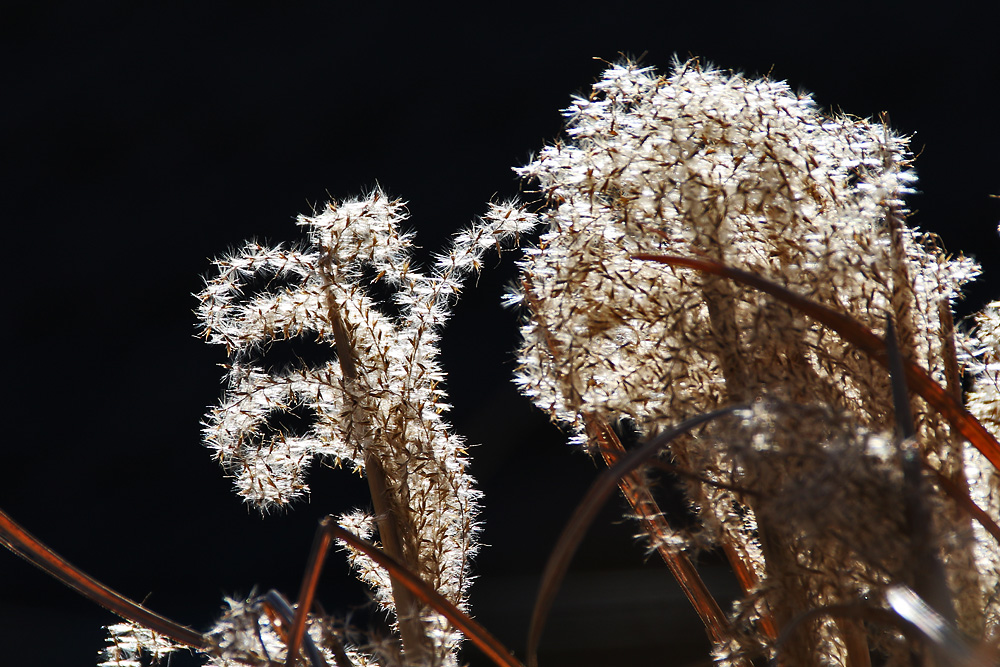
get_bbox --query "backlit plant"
[3,58,1000,667]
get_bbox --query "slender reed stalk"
[4,56,1000,667]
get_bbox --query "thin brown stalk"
[720,530,780,644]
[931,466,1000,548]
[323,520,524,667]
[634,253,1000,470]
[886,317,957,626]
[524,405,748,667]
[938,290,963,405]
[285,521,352,667]
[322,264,428,665]
[261,591,337,667]
[585,416,737,649]
[836,617,873,667]
[0,508,209,651]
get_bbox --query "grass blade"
[0,507,209,650]
[526,405,749,667]
[585,417,744,651]
[634,253,1000,471]
[320,519,524,667]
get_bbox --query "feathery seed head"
[100,622,183,667]
[196,190,537,666]
[513,59,991,661]
[515,60,978,433]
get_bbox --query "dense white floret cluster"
[512,61,994,663]
[196,191,536,666]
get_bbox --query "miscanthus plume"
[91,59,1000,667]
[511,60,1000,664]
[182,193,532,667]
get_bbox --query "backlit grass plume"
[194,191,536,667]
[512,60,999,665]
[5,57,1000,667]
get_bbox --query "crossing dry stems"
[4,58,1000,667]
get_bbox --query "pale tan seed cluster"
[92,59,1000,667]
[965,301,1000,637]
[195,191,536,667]
[100,622,184,667]
[513,60,995,663]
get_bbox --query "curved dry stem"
[636,456,763,498]
[285,521,353,667]
[323,519,524,667]
[586,416,745,655]
[634,253,1000,471]
[0,507,209,651]
[526,404,750,667]
[773,588,994,667]
[886,585,999,667]
[321,260,427,665]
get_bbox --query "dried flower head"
[513,59,995,663]
[99,622,183,667]
[196,190,536,666]
[965,299,1000,637]
[515,60,978,431]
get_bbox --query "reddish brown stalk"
[593,436,784,648]
[634,253,1000,471]
[321,263,428,665]
[720,541,757,596]
[0,508,209,651]
[285,521,349,667]
[930,465,1000,547]
[261,591,336,667]
[321,519,524,667]
[720,540,780,642]
[841,619,873,667]
[585,416,737,649]
[938,298,963,405]
[525,405,748,667]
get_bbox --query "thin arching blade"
[321,520,524,667]
[634,253,1000,470]
[887,585,998,666]
[526,405,749,667]
[0,507,209,650]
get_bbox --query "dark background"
[2,2,998,666]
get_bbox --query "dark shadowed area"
[1,2,998,666]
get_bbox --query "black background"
[2,2,998,666]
